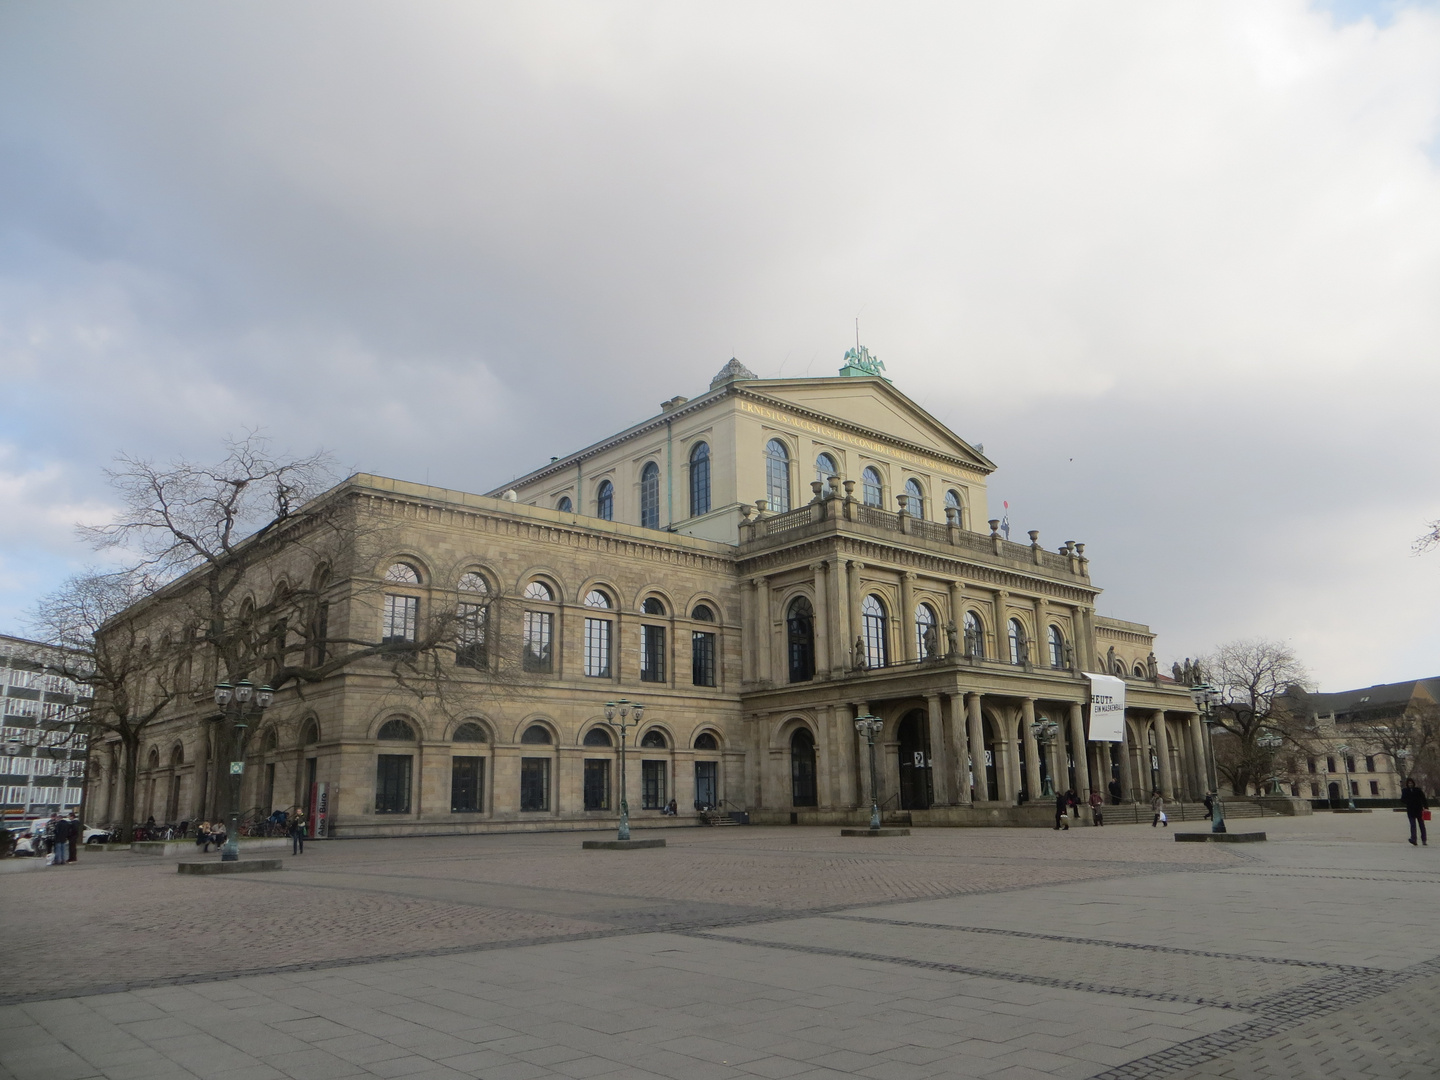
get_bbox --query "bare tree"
[1351,703,1440,791]
[1197,639,1311,797]
[30,571,181,842]
[1415,520,1440,555]
[37,433,524,834]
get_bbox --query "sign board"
[1085,673,1127,742]
[308,782,329,838]
[913,752,926,768]
[229,761,244,775]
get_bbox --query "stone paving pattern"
[0,813,1436,1079]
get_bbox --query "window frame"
[584,616,612,678]
[450,756,484,813]
[596,479,614,521]
[689,442,711,517]
[375,754,413,814]
[964,610,985,658]
[861,466,883,508]
[520,757,550,811]
[764,438,791,513]
[640,461,661,529]
[904,478,925,519]
[915,602,938,660]
[641,759,667,810]
[692,629,717,687]
[456,601,487,669]
[382,593,419,645]
[787,596,815,683]
[862,594,888,669]
[640,624,667,683]
[523,609,554,673]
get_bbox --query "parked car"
[83,825,113,845]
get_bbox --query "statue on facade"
[963,624,977,657]
[1064,640,1076,671]
[1146,652,1158,680]
[922,625,938,661]
[1172,661,1183,683]
[945,621,959,658]
[1106,645,1117,675]
[853,636,868,671]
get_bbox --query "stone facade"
[89,358,1204,835]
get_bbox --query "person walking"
[289,814,306,855]
[50,815,72,866]
[1401,778,1428,847]
[1088,789,1105,827]
[1151,791,1167,827]
[1054,791,1070,831]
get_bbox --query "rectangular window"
[1310,782,1320,796]
[375,754,412,813]
[520,757,550,811]
[382,595,418,644]
[1327,757,1336,773]
[691,631,716,687]
[1307,758,1316,774]
[642,759,667,809]
[583,759,610,811]
[1365,756,1375,773]
[584,618,612,678]
[1345,756,1356,773]
[1349,780,1359,796]
[523,611,553,673]
[456,603,487,669]
[1369,780,1380,796]
[311,601,329,666]
[451,756,484,812]
[694,760,718,809]
[641,625,666,683]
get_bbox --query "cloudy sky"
[2,1,1438,689]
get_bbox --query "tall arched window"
[786,597,815,683]
[862,595,888,669]
[765,439,791,513]
[915,603,938,659]
[904,478,925,519]
[944,488,963,525]
[1008,618,1028,665]
[640,462,660,529]
[964,610,985,658]
[815,453,838,485]
[596,479,614,521]
[689,442,710,517]
[790,728,818,807]
[1048,625,1065,669]
[456,572,488,669]
[862,467,883,508]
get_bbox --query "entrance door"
[695,761,718,809]
[897,710,932,810]
[790,729,818,807]
[1328,781,1340,804]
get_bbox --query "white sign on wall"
[1085,673,1127,742]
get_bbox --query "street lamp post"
[1256,733,1284,796]
[213,678,274,862]
[854,714,884,831]
[1336,743,1355,810]
[1191,682,1226,833]
[604,699,643,841]
[1030,719,1060,797]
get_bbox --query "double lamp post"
[213,678,274,861]
[604,699,644,841]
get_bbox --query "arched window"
[1048,625,1065,669]
[557,495,573,513]
[689,442,711,517]
[1133,663,1146,679]
[787,596,815,683]
[300,719,320,746]
[915,603,938,659]
[522,582,555,673]
[583,726,613,747]
[904,478,925,519]
[790,728,818,807]
[1008,618,1027,665]
[377,718,416,741]
[765,439,791,513]
[640,729,668,749]
[453,722,487,743]
[641,598,666,683]
[815,453,838,485]
[641,597,666,616]
[964,610,985,658]
[694,732,719,750]
[456,574,489,668]
[945,489,963,525]
[640,462,661,529]
[521,725,552,744]
[523,581,554,601]
[385,563,420,584]
[583,591,611,678]
[862,467,883,508]
[691,604,715,621]
[584,590,610,608]
[596,479,614,521]
[862,595,888,668]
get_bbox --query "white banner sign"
[1085,673,1127,742]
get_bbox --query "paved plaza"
[1,813,1437,1080]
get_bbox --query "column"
[992,589,1009,661]
[925,693,950,804]
[813,711,833,810]
[1033,596,1049,669]
[846,561,865,667]
[752,577,771,685]
[901,572,918,662]
[1005,714,1021,803]
[835,705,857,807]
[739,580,753,683]
[966,693,985,802]
[1117,717,1136,802]
[675,749,696,812]
[1021,698,1041,799]
[830,558,851,675]
[1153,710,1174,800]
[950,696,973,806]
[947,581,964,657]
[1068,701,1091,801]
[811,562,830,677]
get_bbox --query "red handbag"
[1424,810,1432,821]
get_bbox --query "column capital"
[810,561,827,573]
[903,571,918,582]
[751,576,768,588]
[848,560,866,572]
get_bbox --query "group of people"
[1053,789,1105,830]
[47,812,81,865]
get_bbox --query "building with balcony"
[1,634,93,823]
[88,352,1204,835]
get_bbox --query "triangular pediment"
[744,377,994,473]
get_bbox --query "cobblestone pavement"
[1,813,1436,1079]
